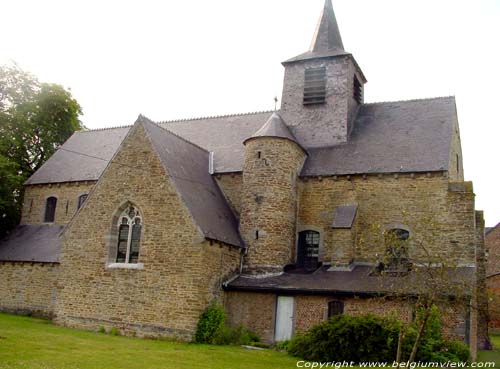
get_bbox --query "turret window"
[303,67,326,105]
[44,197,57,223]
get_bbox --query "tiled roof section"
[26,127,129,185]
[244,112,303,151]
[140,117,243,247]
[0,224,64,262]
[225,265,475,296]
[302,97,457,176]
[160,111,271,173]
[332,205,358,229]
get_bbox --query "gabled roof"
[139,117,243,247]
[25,97,458,185]
[243,112,304,152]
[0,224,64,263]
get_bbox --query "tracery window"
[115,205,142,264]
[44,197,57,223]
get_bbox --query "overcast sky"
[1,0,499,226]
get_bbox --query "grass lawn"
[0,313,498,369]
[0,313,297,369]
[478,334,500,367]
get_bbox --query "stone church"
[0,0,489,356]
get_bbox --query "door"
[275,296,294,341]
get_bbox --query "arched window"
[384,228,410,272]
[77,194,88,210]
[115,205,142,264]
[44,197,57,223]
[328,300,344,318]
[297,230,320,270]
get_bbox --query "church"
[0,0,489,356]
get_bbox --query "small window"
[297,230,320,270]
[384,228,410,273]
[44,197,57,223]
[77,194,88,210]
[303,67,326,105]
[353,76,363,104]
[115,205,142,264]
[328,300,344,318]
[456,154,460,174]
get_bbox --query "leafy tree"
[0,63,83,237]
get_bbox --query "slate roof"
[244,112,304,151]
[302,97,457,176]
[0,225,64,263]
[24,96,458,185]
[225,265,475,296]
[140,117,243,247]
[332,205,358,229]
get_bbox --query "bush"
[288,314,400,363]
[195,303,226,343]
[195,302,260,345]
[287,309,470,364]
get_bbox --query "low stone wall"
[0,262,59,318]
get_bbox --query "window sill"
[106,263,144,270]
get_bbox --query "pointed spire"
[310,0,344,53]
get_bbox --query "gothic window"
[328,300,344,318]
[297,230,320,270]
[303,67,326,105]
[115,205,142,264]
[77,194,88,210]
[384,228,410,273]
[44,197,57,223]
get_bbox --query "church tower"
[240,113,307,274]
[280,0,367,148]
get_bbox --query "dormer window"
[303,67,326,105]
[353,76,362,104]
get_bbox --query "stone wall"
[486,225,500,276]
[215,173,243,218]
[0,262,59,317]
[240,137,306,273]
[297,173,476,267]
[487,274,500,330]
[281,56,356,148]
[55,123,241,340]
[22,182,95,225]
[225,291,470,343]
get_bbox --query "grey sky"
[1,0,499,226]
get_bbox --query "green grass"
[478,334,500,367]
[0,313,297,369]
[0,313,498,368]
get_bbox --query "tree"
[0,63,83,237]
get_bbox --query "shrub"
[195,303,226,343]
[109,327,120,336]
[288,314,400,363]
[195,302,260,345]
[212,324,260,345]
[98,326,106,334]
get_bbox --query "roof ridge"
[364,96,455,106]
[79,125,132,133]
[157,109,275,125]
[141,116,210,154]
